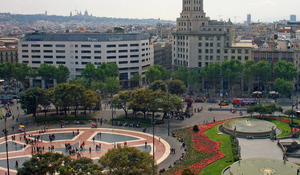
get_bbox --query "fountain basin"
[221,118,277,138]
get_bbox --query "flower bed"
[252,116,300,133]
[173,121,226,175]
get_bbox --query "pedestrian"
[89,147,91,153]
[93,137,95,142]
[145,141,147,148]
[15,160,18,168]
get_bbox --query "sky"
[1,0,300,23]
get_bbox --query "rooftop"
[22,32,151,42]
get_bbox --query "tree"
[113,90,133,117]
[103,77,122,95]
[173,68,190,86]
[0,62,15,83]
[81,89,99,115]
[200,62,221,91]
[70,77,90,89]
[265,103,283,115]
[131,73,142,88]
[19,87,43,117]
[188,71,200,92]
[17,152,103,175]
[39,89,51,117]
[37,63,57,88]
[17,152,65,175]
[59,157,103,175]
[145,65,162,83]
[14,62,32,88]
[161,94,183,114]
[221,59,243,91]
[252,61,271,90]
[167,80,186,96]
[273,78,293,96]
[129,88,152,117]
[96,62,120,81]
[99,146,157,175]
[56,65,70,84]
[242,60,255,93]
[273,61,297,81]
[284,109,297,117]
[149,80,167,92]
[81,63,97,82]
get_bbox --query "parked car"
[184,98,193,102]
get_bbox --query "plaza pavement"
[0,95,299,174]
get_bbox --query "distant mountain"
[0,13,174,24]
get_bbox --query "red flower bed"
[252,116,291,123]
[174,121,226,175]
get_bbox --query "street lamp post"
[167,91,170,137]
[3,116,10,175]
[152,112,155,175]
[111,91,113,126]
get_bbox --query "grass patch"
[199,124,235,175]
[35,115,96,125]
[0,108,3,118]
[110,117,164,127]
[268,120,291,138]
[162,128,211,175]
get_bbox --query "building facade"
[153,42,172,70]
[172,0,251,72]
[0,48,18,63]
[18,32,153,88]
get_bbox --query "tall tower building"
[247,14,251,24]
[172,0,234,71]
[290,14,296,22]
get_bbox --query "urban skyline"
[0,0,300,23]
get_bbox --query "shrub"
[182,168,194,175]
[193,125,199,132]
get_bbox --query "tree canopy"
[99,146,157,175]
[273,61,298,81]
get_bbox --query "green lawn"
[199,124,234,175]
[0,108,3,118]
[269,120,291,138]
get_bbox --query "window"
[43,44,52,47]
[81,50,91,53]
[94,45,101,48]
[119,61,128,64]
[23,61,29,63]
[224,49,228,54]
[130,55,139,58]
[31,50,40,53]
[130,60,139,63]
[238,50,242,54]
[107,50,116,53]
[44,50,53,53]
[56,50,65,53]
[56,61,66,64]
[56,56,66,59]
[81,45,91,48]
[107,56,116,59]
[31,44,40,47]
[198,49,202,53]
[81,56,91,59]
[231,49,235,54]
[95,62,101,65]
[22,44,28,47]
[217,43,221,47]
[82,62,89,65]
[94,51,101,53]
[119,55,128,58]
[44,61,53,64]
[198,62,202,67]
[119,50,128,53]
[198,55,202,60]
[119,44,128,47]
[245,50,249,54]
[22,50,28,53]
[130,49,139,52]
[32,55,41,58]
[107,44,116,48]
[130,44,139,47]
[44,56,53,58]
[94,56,101,59]
[245,56,249,60]
[56,44,65,47]
[32,61,41,64]
[22,55,29,58]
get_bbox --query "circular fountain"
[222,158,299,175]
[221,118,277,138]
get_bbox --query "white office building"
[18,32,153,88]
